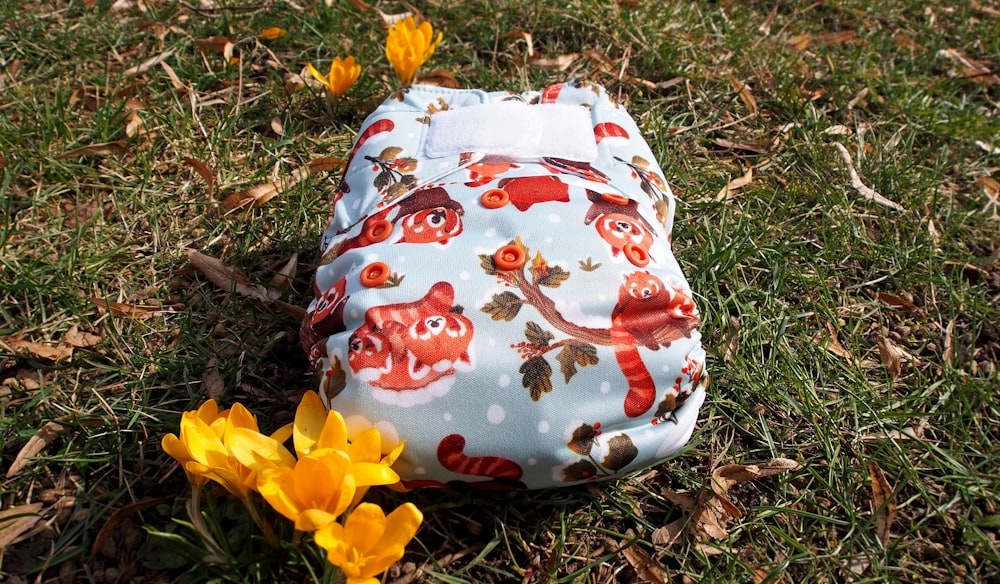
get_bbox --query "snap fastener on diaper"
[494,244,526,270]
[363,219,393,243]
[360,262,391,287]
[480,189,510,209]
[601,192,629,206]
[623,242,650,267]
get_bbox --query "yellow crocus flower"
[293,391,403,487]
[385,16,442,86]
[256,448,358,531]
[161,401,264,500]
[314,502,423,584]
[307,56,361,99]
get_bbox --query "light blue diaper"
[302,81,707,489]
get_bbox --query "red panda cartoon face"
[594,213,654,256]
[347,329,391,378]
[398,206,463,244]
[407,313,474,372]
[623,271,663,300]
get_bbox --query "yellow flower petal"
[293,390,328,456]
[385,16,442,86]
[348,428,383,464]
[315,501,422,581]
[306,62,328,86]
[226,426,297,472]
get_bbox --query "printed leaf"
[481,291,522,321]
[631,155,651,169]
[556,343,599,383]
[536,265,570,288]
[524,322,554,347]
[568,423,597,455]
[578,257,602,272]
[322,356,347,402]
[563,459,599,482]
[374,170,392,191]
[396,157,418,173]
[520,356,553,401]
[603,434,639,471]
[478,253,499,276]
[377,146,404,161]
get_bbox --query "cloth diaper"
[301,81,707,489]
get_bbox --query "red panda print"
[584,190,656,259]
[496,176,570,211]
[465,160,520,187]
[335,187,465,254]
[610,271,701,417]
[347,282,474,397]
[301,276,350,355]
[541,158,612,184]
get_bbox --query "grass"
[1,0,998,582]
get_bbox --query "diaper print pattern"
[305,81,708,489]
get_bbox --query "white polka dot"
[484,227,497,238]
[438,160,451,169]
[398,256,406,264]
[498,374,510,387]
[487,404,506,424]
[443,412,452,421]
[352,198,362,210]
[414,466,426,475]
[366,253,378,262]
[527,458,538,466]
[600,381,611,394]
[548,213,561,223]
[488,338,497,347]
[544,236,553,244]
[460,271,471,280]
[537,420,550,433]
[407,133,416,138]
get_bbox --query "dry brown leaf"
[347,0,371,10]
[417,69,461,88]
[269,118,284,136]
[715,164,753,201]
[833,143,905,211]
[868,461,896,547]
[730,76,758,114]
[892,33,922,50]
[220,157,344,213]
[0,503,44,549]
[186,250,276,301]
[57,141,127,160]
[502,30,534,57]
[124,111,143,137]
[123,49,176,77]
[7,338,74,362]
[221,182,283,213]
[62,325,102,348]
[937,48,1000,85]
[530,52,581,71]
[195,36,235,61]
[787,33,812,52]
[89,497,170,561]
[90,298,174,319]
[876,335,905,380]
[621,543,668,584]
[976,140,1000,155]
[6,421,69,477]
[650,518,686,547]
[284,71,306,95]
[815,321,853,361]
[268,253,298,291]
[307,156,347,174]
[274,299,308,321]
[202,367,226,402]
[182,156,216,198]
[160,60,187,92]
[816,30,858,45]
[975,175,1000,197]
[711,459,802,497]
[877,292,921,315]
[713,138,770,154]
